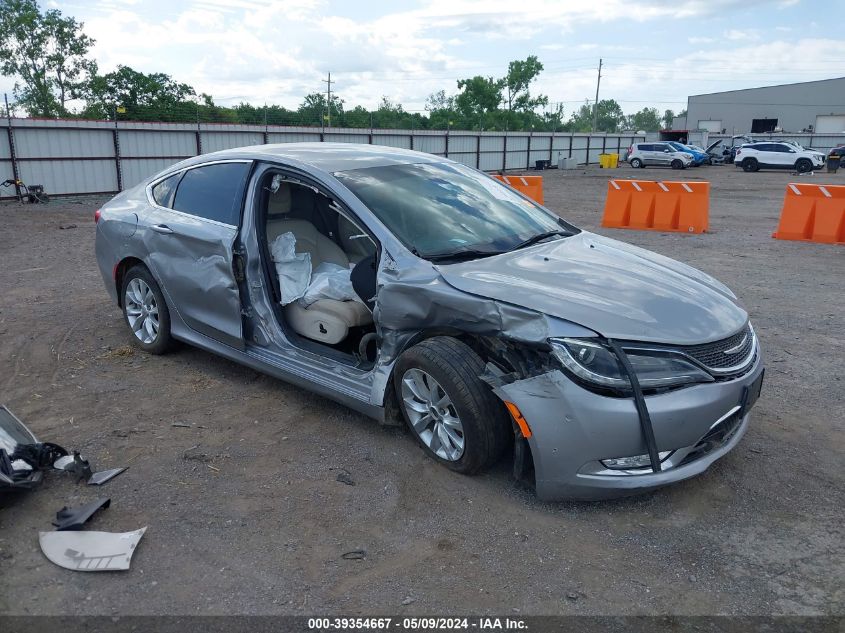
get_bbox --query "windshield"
[334,161,575,259]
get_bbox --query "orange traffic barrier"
[772,183,845,245]
[493,174,544,205]
[601,179,709,234]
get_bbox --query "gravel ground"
[0,163,842,617]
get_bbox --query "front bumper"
[494,354,764,500]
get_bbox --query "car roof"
[173,142,443,173]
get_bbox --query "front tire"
[795,158,813,173]
[630,158,643,168]
[394,337,510,474]
[671,159,685,169]
[121,265,174,355]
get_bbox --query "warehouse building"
[675,77,845,135]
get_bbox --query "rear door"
[144,160,251,349]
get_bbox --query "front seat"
[266,185,372,345]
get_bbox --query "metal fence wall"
[0,118,646,197]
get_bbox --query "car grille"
[677,323,755,372]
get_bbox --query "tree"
[0,0,97,116]
[297,92,343,127]
[454,75,504,128]
[84,65,196,120]
[662,109,675,129]
[504,56,548,114]
[626,107,662,132]
[566,99,625,133]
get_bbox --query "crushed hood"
[436,232,748,346]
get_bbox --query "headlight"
[550,338,714,391]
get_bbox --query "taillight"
[628,145,633,155]
[94,208,101,223]
[735,149,741,156]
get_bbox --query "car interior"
[257,172,379,364]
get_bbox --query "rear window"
[172,162,250,225]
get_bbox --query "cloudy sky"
[8,0,844,116]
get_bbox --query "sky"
[5,0,844,117]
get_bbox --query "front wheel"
[394,337,510,474]
[671,159,685,169]
[795,158,813,173]
[121,265,174,354]
[629,158,643,168]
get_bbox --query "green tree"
[84,65,196,120]
[566,99,625,133]
[298,92,343,127]
[662,109,675,129]
[454,75,504,129]
[626,107,662,132]
[0,0,97,116]
[504,55,548,114]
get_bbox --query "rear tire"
[795,158,813,173]
[394,337,510,475]
[742,158,758,172]
[121,265,174,355]
[630,158,643,168]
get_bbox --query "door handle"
[150,224,174,234]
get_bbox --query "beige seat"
[267,185,372,345]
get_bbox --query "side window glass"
[152,173,180,208]
[173,162,250,225]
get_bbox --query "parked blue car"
[667,142,707,166]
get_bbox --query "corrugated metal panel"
[324,133,370,144]
[479,152,504,171]
[267,132,321,143]
[504,152,526,169]
[120,130,196,158]
[551,136,571,152]
[414,135,446,153]
[201,131,264,152]
[372,135,411,149]
[450,153,476,168]
[0,131,10,159]
[15,127,114,159]
[0,160,13,182]
[121,158,185,188]
[18,159,117,194]
[479,136,504,152]
[529,150,550,163]
[448,135,476,153]
[532,136,552,152]
[506,136,528,151]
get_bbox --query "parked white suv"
[627,142,693,169]
[734,142,826,173]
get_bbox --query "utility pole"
[592,58,602,132]
[322,72,332,128]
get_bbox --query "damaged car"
[95,143,764,500]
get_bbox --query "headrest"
[268,183,292,215]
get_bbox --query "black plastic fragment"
[607,339,662,473]
[88,467,127,486]
[52,498,111,531]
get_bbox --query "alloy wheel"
[401,368,465,461]
[124,278,160,345]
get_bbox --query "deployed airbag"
[300,262,364,308]
[270,232,311,305]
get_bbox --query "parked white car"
[627,142,693,169]
[734,141,826,173]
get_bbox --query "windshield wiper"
[424,248,505,263]
[510,229,570,251]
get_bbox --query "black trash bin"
[535,159,547,170]
[827,155,841,173]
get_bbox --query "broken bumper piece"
[39,527,147,571]
[493,356,764,500]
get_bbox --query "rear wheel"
[742,158,759,172]
[630,157,643,168]
[394,337,510,474]
[671,159,684,170]
[121,265,174,354]
[795,158,813,173]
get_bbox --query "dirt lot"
[1,164,843,617]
